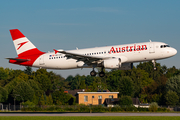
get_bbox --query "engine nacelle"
[103,58,133,70]
[103,58,120,69]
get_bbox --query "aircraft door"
[39,55,45,65]
[149,43,155,53]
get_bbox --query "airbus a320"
[7,29,177,77]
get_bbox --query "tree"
[46,94,53,105]
[52,89,75,105]
[0,67,9,81]
[33,69,52,93]
[123,67,154,97]
[118,76,133,96]
[38,94,46,105]
[66,75,74,82]
[85,75,94,86]
[48,71,65,90]
[165,90,179,107]
[149,102,158,112]
[119,95,132,106]
[0,67,13,86]
[70,75,86,90]
[24,66,32,75]
[137,61,164,80]
[13,81,34,102]
[0,87,8,102]
[166,66,180,78]
[27,80,42,96]
[106,72,121,91]
[166,75,180,96]
[87,77,107,92]
[79,80,86,89]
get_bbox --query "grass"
[0,116,180,120]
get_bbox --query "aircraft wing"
[54,49,110,64]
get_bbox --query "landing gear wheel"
[99,71,105,77]
[90,70,97,76]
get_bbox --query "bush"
[92,105,104,112]
[119,96,133,106]
[137,107,149,111]
[157,107,167,112]
[111,106,122,112]
[165,90,179,107]
[149,102,158,112]
[22,100,35,108]
[78,105,90,112]
[121,105,137,111]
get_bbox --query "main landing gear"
[90,67,105,77]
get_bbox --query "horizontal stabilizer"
[6,58,29,62]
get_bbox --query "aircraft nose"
[172,48,177,55]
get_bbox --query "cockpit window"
[160,45,170,48]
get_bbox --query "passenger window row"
[85,51,106,56]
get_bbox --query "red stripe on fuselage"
[9,48,45,66]
[10,29,25,41]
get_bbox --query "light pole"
[13,94,24,111]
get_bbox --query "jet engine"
[103,58,133,70]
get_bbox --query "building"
[77,92,119,105]
[103,98,119,107]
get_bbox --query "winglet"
[53,49,59,54]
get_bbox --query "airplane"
[7,29,177,77]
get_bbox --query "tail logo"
[17,41,28,50]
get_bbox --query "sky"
[0,0,180,78]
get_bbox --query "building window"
[109,95,113,98]
[92,96,94,98]
[98,96,102,99]
[84,96,88,102]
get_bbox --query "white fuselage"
[33,41,177,69]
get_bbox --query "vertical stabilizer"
[10,29,43,57]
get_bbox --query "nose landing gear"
[152,60,157,70]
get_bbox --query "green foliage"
[38,94,46,105]
[0,61,180,107]
[149,102,158,112]
[0,67,9,81]
[119,76,133,96]
[165,90,179,107]
[70,74,86,90]
[46,94,53,105]
[24,66,32,75]
[119,96,133,106]
[0,116,180,120]
[0,87,8,102]
[166,66,180,78]
[13,81,34,102]
[79,80,86,89]
[27,80,42,96]
[33,69,52,92]
[166,75,180,96]
[22,100,35,107]
[52,89,76,105]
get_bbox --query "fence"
[0,104,23,111]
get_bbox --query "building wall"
[78,93,118,105]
